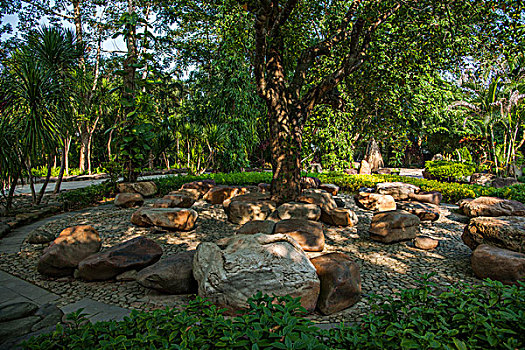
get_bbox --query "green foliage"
[21,279,525,350]
[424,161,476,182]
[58,181,116,209]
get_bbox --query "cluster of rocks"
[354,182,441,248]
[0,301,63,346]
[469,173,520,188]
[460,197,525,284]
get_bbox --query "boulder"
[223,192,271,214]
[117,181,157,197]
[376,168,391,175]
[376,182,420,201]
[274,219,325,252]
[159,194,195,208]
[354,192,396,212]
[257,183,271,193]
[369,210,420,243]
[0,222,11,238]
[77,237,163,281]
[310,253,361,315]
[181,180,216,196]
[276,202,321,221]
[37,225,102,277]
[0,302,38,322]
[471,244,525,284]
[319,184,339,196]
[131,208,198,231]
[203,186,241,204]
[297,190,337,211]
[228,199,277,225]
[407,191,442,205]
[137,250,197,294]
[192,233,320,312]
[414,236,439,250]
[169,189,201,201]
[462,216,525,252]
[301,177,321,189]
[461,197,525,217]
[364,138,384,172]
[470,173,496,186]
[114,193,144,208]
[334,197,346,208]
[237,220,276,235]
[359,160,371,175]
[320,208,358,227]
[398,202,440,221]
[492,177,519,188]
[27,229,55,244]
[344,168,358,175]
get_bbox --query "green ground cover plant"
[423,161,477,182]
[21,278,525,349]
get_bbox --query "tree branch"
[269,0,299,37]
[22,0,74,20]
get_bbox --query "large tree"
[241,0,508,203]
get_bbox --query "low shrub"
[21,278,525,349]
[423,160,476,182]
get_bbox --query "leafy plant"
[424,160,476,182]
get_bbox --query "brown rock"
[276,202,321,221]
[160,194,195,208]
[169,189,201,201]
[310,253,361,315]
[203,186,240,204]
[461,197,525,217]
[114,193,144,208]
[319,184,339,196]
[181,180,216,196]
[359,160,371,175]
[237,220,276,235]
[408,191,442,205]
[414,236,439,250]
[136,250,197,294]
[369,210,420,243]
[117,181,157,197]
[354,192,396,212]
[297,191,337,211]
[398,202,440,221]
[274,219,324,252]
[258,183,271,193]
[462,216,525,252]
[131,208,198,231]
[301,177,321,189]
[223,192,271,213]
[492,177,519,188]
[470,173,496,186]
[320,208,358,227]
[227,199,277,225]
[77,237,163,281]
[344,168,358,175]
[376,168,391,175]
[376,182,420,201]
[471,244,525,284]
[37,225,102,277]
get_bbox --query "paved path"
[0,205,131,347]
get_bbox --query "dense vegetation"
[0,0,523,210]
[21,278,525,349]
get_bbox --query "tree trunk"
[54,143,67,194]
[5,170,21,213]
[36,153,53,205]
[65,136,71,175]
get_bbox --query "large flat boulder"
[181,180,216,197]
[118,181,157,197]
[131,208,198,231]
[114,193,144,208]
[300,177,321,189]
[237,220,276,235]
[398,202,440,221]
[407,191,442,205]
[311,252,361,315]
[354,192,396,212]
[228,199,277,225]
[492,177,519,188]
[169,189,201,201]
[193,233,320,312]
[471,244,525,284]
[203,186,241,204]
[37,225,102,277]
[369,210,420,243]
[297,190,337,211]
[77,237,163,281]
[157,194,195,208]
[461,197,525,217]
[462,216,525,252]
[274,219,325,252]
[319,184,339,196]
[276,202,321,221]
[320,208,358,227]
[136,250,197,294]
[376,182,420,201]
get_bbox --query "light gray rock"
[192,233,320,312]
[354,192,396,212]
[0,302,38,322]
[376,182,420,201]
[461,197,525,217]
[276,202,321,221]
[369,210,420,243]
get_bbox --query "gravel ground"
[0,194,479,324]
